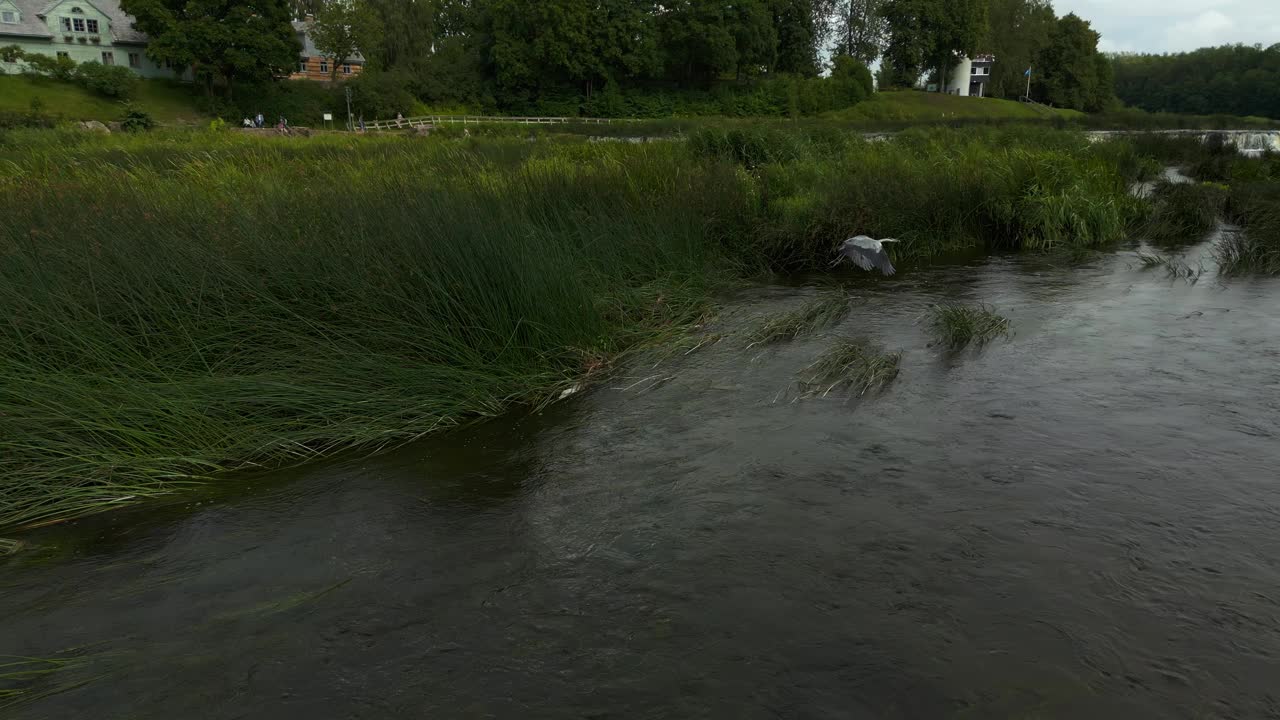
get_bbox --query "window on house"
[128,52,140,68]
[60,17,72,31]
[71,6,83,12]
[319,60,328,74]
[299,57,308,73]
[101,51,113,65]
[57,51,70,60]
[1,10,17,23]
[971,66,979,75]
[73,17,85,31]
[342,64,351,75]
[86,19,98,33]
[982,67,990,75]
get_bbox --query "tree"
[311,1,381,81]
[363,0,446,71]
[882,0,986,91]
[1033,12,1112,111]
[1112,44,1280,120]
[832,0,888,64]
[771,0,820,75]
[485,0,596,93]
[122,0,300,97]
[982,0,1054,98]
[290,0,324,18]
[657,1,743,85]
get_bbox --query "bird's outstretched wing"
[875,251,896,276]
[840,245,877,272]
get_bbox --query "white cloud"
[1052,0,1280,53]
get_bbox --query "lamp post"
[345,86,353,131]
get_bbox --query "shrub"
[120,104,157,132]
[72,61,137,99]
[23,53,78,81]
[831,55,873,105]
[348,70,418,121]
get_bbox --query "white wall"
[946,57,974,97]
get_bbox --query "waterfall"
[1085,130,1279,157]
[1198,131,1280,157]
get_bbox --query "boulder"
[107,121,123,132]
[79,120,111,134]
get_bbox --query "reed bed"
[925,304,1013,349]
[0,126,1157,532]
[743,291,852,348]
[796,339,902,398]
[1218,181,1280,275]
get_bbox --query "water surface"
[4,243,1280,719]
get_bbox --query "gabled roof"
[0,0,147,43]
[292,18,364,64]
[0,0,54,38]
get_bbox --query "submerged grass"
[743,290,852,348]
[0,649,100,711]
[1136,251,1204,282]
[926,304,1013,349]
[796,339,902,399]
[1,126,1159,533]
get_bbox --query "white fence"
[365,115,627,131]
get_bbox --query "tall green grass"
[0,126,1152,532]
[1218,181,1280,274]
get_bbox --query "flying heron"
[834,236,900,276]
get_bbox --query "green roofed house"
[0,0,188,79]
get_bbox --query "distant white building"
[942,55,995,97]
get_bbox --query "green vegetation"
[744,291,853,348]
[828,90,1082,124]
[0,76,206,126]
[122,0,300,98]
[0,126,1168,533]
[926,303,1012,348]
[0,650,97,711]
[797,339,902,398]
[1218,182,1280,275]
[1121,131,1280,275]
[1141,181,1228,244]
[1113,44,1280,121]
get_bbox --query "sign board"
[926,83,938,92]
[323,113,333,121]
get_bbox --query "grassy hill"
[0,75,206,125]
[829,90,1084,124]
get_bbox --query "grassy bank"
[0,75,206,125]
[0,126,1153,532]
[828,91,1083,124]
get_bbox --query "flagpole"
[1025,67,1032,101]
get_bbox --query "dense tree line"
[872,0,1111,111]
[1112,45,1280,120]
[110,0,1117,118]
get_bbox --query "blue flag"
[1025,68,1032,77]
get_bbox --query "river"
[3,238,1279,719]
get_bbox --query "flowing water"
[4,242,1280,719]
[1086,130,1280,157]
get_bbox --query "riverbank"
[0,126,1240,533]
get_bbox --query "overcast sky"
[1054,0,1280,54]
